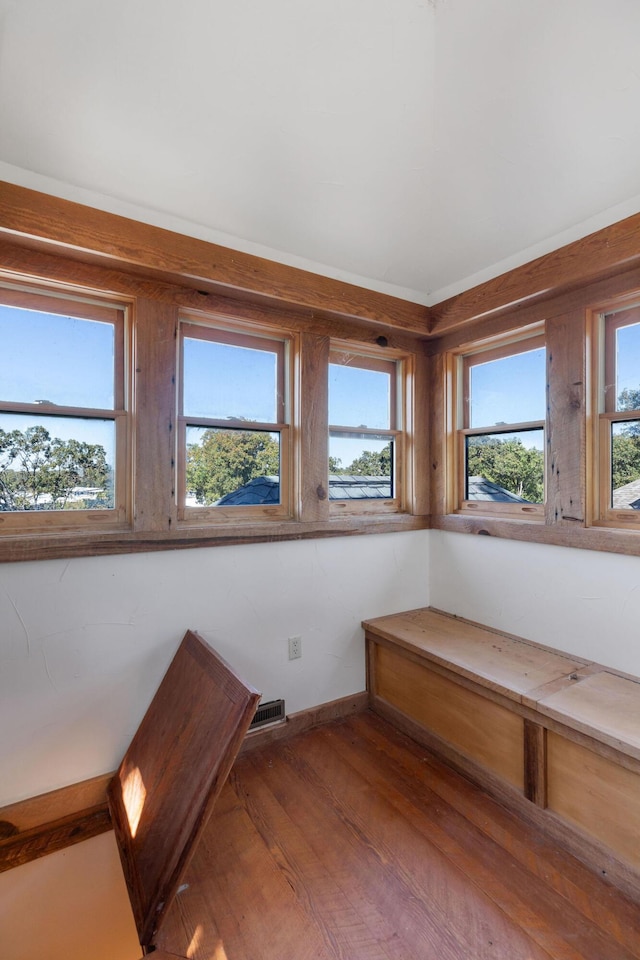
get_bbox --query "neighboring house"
[612,477,640,510]
[214,474,392,505]
[466,476,529,504]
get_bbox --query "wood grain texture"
[537,671,640,761]
[524,720,547,808]
[0,772,112,833]
[363,607,585,702]
[133,298,177,532]
[546,310,587,528]
[372,692,640,904]
[428,350,449,515]
[156,713,640,960]
[431,508,640,558]
[374,643,525,789]
[547,732,640,873]
[298,332,330,521]
[409,347,431,516]
[0,508,429,565]
[430,211,640,334]
[108,630,260,949]
[0,182,430,334]
[0,771,113,872]
[0,806,111,873]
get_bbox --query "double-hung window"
[328,346,406,514]
[0,284,128,531]
[593,303,640,524]
[454,333,546,518]
[178,318,292,521]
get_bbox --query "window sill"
[0,513,430,564]
[433,511,640,559]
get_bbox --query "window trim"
[590,301,640,528]
[0,282,130,532]
[177,314,295,524]
[449,328,546,520]
[328,342,410,517]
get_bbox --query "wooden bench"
[363,606,640,902]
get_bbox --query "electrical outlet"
[288,636,302,660]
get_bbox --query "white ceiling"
[2,0,640,306]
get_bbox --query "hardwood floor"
[156,711,640,960]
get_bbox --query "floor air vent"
[250,698,286,729]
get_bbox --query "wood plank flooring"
[156,711,640,960]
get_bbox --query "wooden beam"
[0,181,431,335]
[0,773,113,872]
[430,211,640,334]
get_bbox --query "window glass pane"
[185,426,280,506]
[469,347,545,428]
[329,364,391,429]
[466,429,544,503]
[0,413,115,511]
[329,433,393,499]
[611,420,640,509]
[615,322,640,412]
[0,303,115,409]
[183,337,278,422]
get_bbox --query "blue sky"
[2,307,394,479]
[184,339,394,470]
[469,346,546,429]
[183,337,278,422]
[616,321,640,406]
[0,305,116,465]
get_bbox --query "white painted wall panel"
[430,530,640,678]
[0,531,429,805]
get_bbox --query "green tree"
[345,444,391,477]
[186,429,280,504]
[467,436,544,502]
[612,432,640,489]
[611,386,640,491]
[0,426,110,511]
[617,386,640,413]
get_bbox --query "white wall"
[430,530,640,677]
[0,530,429,806]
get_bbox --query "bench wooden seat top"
[363,607,640,763]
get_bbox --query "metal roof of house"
[466,476,528,503]
[215,475,392,505]
[612,477,640,510]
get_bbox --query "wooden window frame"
[450,329,546,521]
[590,302,640,528]
[0,281,130,534]
[177,315,295,525]
[328,343,410,518]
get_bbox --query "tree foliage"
[330,443,391,476]
[611,387,640,490]
[467,436,544,502]
[186,429,280,504]
[612,432,640,489]
[0,426,110,511]
[617,387,640,415]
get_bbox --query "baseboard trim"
[240,691,369,754]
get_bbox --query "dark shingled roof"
[612,477,640,510]
[466,476,529,503]
[215,474,392,505]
